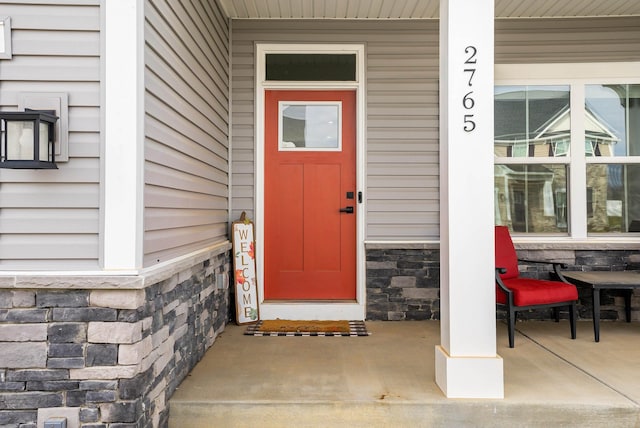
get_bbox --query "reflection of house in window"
[495,101,618,158]
[586,165,616,232]
[555,189,567,228]
[552,139,569,157]
[508,140,530,157]
[495,88,620,233]
[512,190,526,230]
[494,164,564,233]
[587,188,594,217]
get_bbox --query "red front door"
[264,90,356,300]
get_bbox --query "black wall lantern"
[0,109,59,169]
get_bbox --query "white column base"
[435,345,504,398]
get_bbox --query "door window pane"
[495,164,568,233]
[495,86,571,158]
[587,164,640,233]
[585,84,640,157]
[279,103,340,150]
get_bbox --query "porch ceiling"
[218,0,640,19]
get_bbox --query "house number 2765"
[463,46,477,132]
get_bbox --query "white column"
[436,0,504,398]
[101,0,144,271]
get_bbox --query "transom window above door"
[266,53,356,81]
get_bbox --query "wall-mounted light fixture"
[0,110,59,169]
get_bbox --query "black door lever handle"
[339,206,354,214]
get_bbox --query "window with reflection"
[494,86,570,158]
[494,165,568,233]
[585,161,640,234]
[494,86,571,233]
[585,85,640,233]
[279,102,341,150]
[495,83,640,235]
[585,85,640,157]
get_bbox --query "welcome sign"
[232,212,259,324]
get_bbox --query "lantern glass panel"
[39,122,49,161]
[7,120,34,161]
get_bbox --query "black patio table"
[559,270,640,342]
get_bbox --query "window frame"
[495,62,640,241]
[278,101,343,152]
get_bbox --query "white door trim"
[255,43,366,320]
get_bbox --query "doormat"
[244,320,371,336]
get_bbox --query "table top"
[561,270,640,287]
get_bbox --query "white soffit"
[218,0,640,19]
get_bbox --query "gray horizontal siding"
[231,20,440,239]
[495,17,640,63]
[0,1,100,270]
[367,30,439,239]
[229,38,256,221]
[143,0,230,266]
[0,2,99,31]
[0,235,98,268]
[0,209,97,233]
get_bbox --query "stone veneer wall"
[366,246,441,321]
[366,245,640,322]
[0,244,231,428]
[516,248,640,321]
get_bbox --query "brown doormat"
[244,320,370,336]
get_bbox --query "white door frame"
[255,43,366,320]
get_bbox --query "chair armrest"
[517,259,572,284]
[495,267,511,294]
[553,267,573,284]
[518,259,568,269]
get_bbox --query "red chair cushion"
[496,278,578,307]
[495,226,519,280]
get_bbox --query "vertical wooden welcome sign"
[232,212,259,324]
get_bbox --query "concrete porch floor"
[169,321,640,427]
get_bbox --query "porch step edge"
[169,401,640,427]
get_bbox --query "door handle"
[339,206,354,214]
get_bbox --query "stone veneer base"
[0,242,232,428]
[366,245,640,323]
[1,242,638,426]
